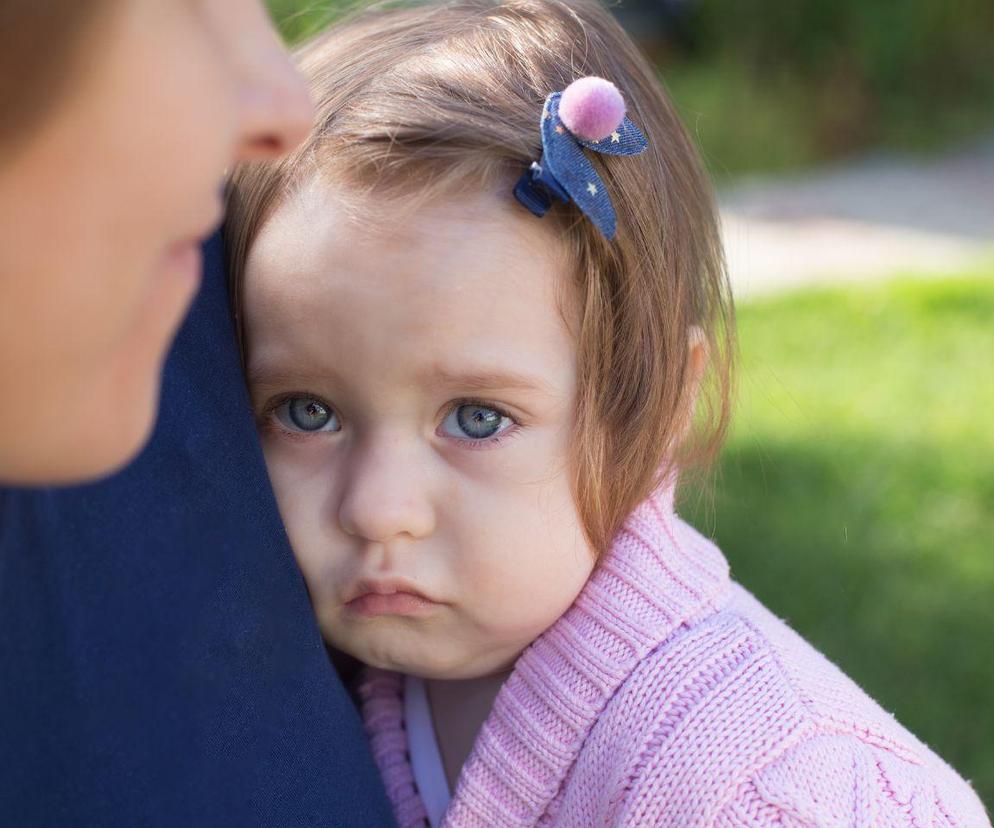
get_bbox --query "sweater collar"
[442,484,732,826]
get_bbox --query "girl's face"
[243,180,597,679]
[0,0,313,484]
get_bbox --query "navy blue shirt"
[0,235,396,827]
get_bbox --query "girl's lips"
[344,592,439,618]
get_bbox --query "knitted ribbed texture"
[359,487,991,827]
[358,670,432,827]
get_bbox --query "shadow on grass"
[681,433,994,808]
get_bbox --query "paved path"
[718,134,994,298]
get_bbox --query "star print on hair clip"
[514,76,648,240]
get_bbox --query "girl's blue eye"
[273,397,340,433]
[441,404,512,440]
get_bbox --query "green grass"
[266,0,349,43]
[663,58,994,178]
[662,61,824,180]
[681,270,994,809]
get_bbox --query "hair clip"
[514,76,648,240]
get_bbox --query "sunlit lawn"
[681,270,994,809]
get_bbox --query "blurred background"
[267,0,994,808]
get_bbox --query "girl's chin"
[331,632,454,679]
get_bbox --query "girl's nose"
[337,438,437,544]
[229,5,315,161]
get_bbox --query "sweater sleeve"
[708,734,992,828]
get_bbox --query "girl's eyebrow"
[246,364,333,390]
[248,362,553,396]
[422,366,554,396]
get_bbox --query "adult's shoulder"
[0,235,397,828]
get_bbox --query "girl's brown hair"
[226,0,734,554]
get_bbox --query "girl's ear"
[688,325,708,388]
[676,325,709,444]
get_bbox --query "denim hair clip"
[514,76,648,241]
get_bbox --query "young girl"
[224,1,991,825]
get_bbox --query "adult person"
[0,0,312,485]
[0,2,396,825]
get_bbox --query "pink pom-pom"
[558,76,626,142]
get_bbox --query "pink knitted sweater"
[358,488,991,827]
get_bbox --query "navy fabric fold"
[0,233,396,827]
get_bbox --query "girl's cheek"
[260,437,334,499]
[442,427,560,483]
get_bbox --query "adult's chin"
[0,350,163,487]
[0,246,200,487]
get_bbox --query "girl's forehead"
[263,177,561,265]
[250,181,564,305]
[243,181,577,388]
